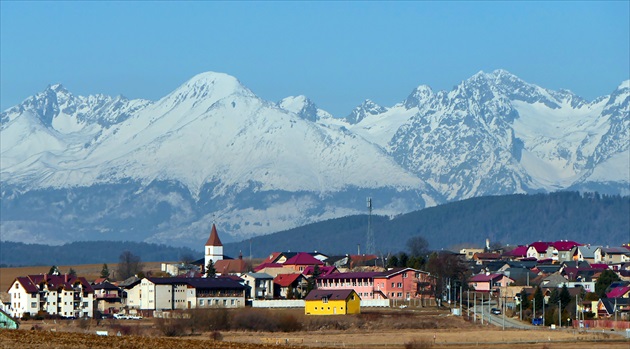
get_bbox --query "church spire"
[205,223,223,247]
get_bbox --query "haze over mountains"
[1,70,628,248]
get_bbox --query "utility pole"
[459,283,463,316]
[558,299,562,328]
[481,293,484,325]
[467,289,470,319]
[474,292,477,323]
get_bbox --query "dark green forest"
[1,192,628,266]
[0,240,196,267]
[225,192,629,257]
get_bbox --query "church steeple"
[204,223,224,272]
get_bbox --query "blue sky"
[1,1,628,116]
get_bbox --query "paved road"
[469,303,534,329]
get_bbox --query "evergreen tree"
[549,288,559,306]
[398,253,409,268]
[595,269,620,298]
[68,268,77,277]
[560,284,571,308]
[48,265,59,275]
[533,286,544,312]
[519,289,530,309]
[100,263,110,279]
[286,285,295,299]
[205,260,216,278]
[387,255,399,268]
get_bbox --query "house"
[472,253,502,264]
[7,274,94,319]
[595,247,630,264]
[283,252,324,272]
[548,240,581,262]
[0,309,19,329]
[273,273,307,299]
[118,276,142,310]
[317,272,382,299]
[502,245,528,261]
[253,263,293,277]
[302,265,338,278]
[459,248,485,260]
[304,289,360,315]
[92,281,122,314]
[573,245,601,263]
[241,273,274,299]
[606,285,630,299]
[467,273,514,292]
[215,253,250,276]
[139,277,189,311]
[184,277,246,308]
[526,242,550,260]
[373,268,434,301]
[596,298,630,319]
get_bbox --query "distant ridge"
[225,192,630,257]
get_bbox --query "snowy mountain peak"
[403,85,434,109]
[344,99,387,124]
[277,95,320,121]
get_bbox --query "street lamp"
[558,298,561,328]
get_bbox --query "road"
[469,302,533,329]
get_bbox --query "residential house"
[241,273,274,299]
[548,240,581,263]
[503,245,528,261]
[253,263,294,277]
[317,272,381,300]
[184,278,246,308]
[302,265,338,278]
[273,273,307,299]
[215,254,250,276]
[139,277,189,311]
[7,274,94,319]
[468,273,514,292]
[283,252,324,272]
[459,248,485,260]
[118,276,142,310]
[92,281,122,314]
[526,242,550,260]
[595,247,630,265]
[373,268,434,301]
[606,285,630,299]
[596,298,630,319]
[472,253,502,264]
[304,289,361,315]
[573,245,601,263]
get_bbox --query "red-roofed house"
[548,240,581,262]
[317,272,382,299]
[283,252,324,272]
[527,242,550,260]
[606,286,630,299]
[7,274,94,319]
[215,254,249,276]
[468,273,514,292]
[373,268,435,301]
[503,245,528,260]
[302,265,338,277]
[273,273,307,298]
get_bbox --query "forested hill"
[0,241,197,267]
[225,192,630,257]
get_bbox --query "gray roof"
[577,246,601,259]
[245,272,274,279]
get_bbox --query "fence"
[361,299,390,307]
[573,319,630,330]
[252,300,305,308]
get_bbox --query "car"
[129,315,143,320]
[491,308,501,315]
[113,313,128,320]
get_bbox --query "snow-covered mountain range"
[1,70,628,247]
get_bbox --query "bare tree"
[406,235,429,258]
[117,251,144,280]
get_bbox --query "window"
[391,282,395,288]
[31,302,36,308]
[397,292,403,297]
[200,299,204,306]
[322,298,328,304]
[402,272,408,278]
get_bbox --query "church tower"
[204,223,223,269]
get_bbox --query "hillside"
[225,192,630,257]
[0,240,196,267]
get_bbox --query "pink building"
[468,273,514,292]
[373,268,434,300]
[317,272,381,299]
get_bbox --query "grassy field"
[1,308,628,349]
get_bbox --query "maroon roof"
[305,289,359,301]
[302,265,338,277]
[205,224,223,247]
[319,271,382,280]
[11,274,94,294]
[375,267,428,279]
[284,252,323,266]
[528,242,550,253]
[253,262,284,272]
[468,273,507,282]
[551,240,581,251]
[14,277,38,293]
[590,264,610,270]
[505,245,528,257]
[606,286,630,298]
[274,273,303,287]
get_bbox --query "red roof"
[606,286,630,298]
[505,245,528,257]
[11,274,94,294]
[551,240,581,251]
[528,242,550,253]
[589,264,610,270]
[262,252,283,264]
[253,262,284,272]
[284,252,323,266]
[468,273,509,282]
[305,289,358,301]
[215,259,247,274]
[205,224,223,247]
[302,265,338,277]
[274,273,303,287]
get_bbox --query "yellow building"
[304,289,361,315]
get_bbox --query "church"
[203,223,248,276]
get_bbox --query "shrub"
[155,318,186,337]
[209,331,223,341]
[405,339,433,349]
[78,317,91,330]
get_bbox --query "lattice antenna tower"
[366,197,375,254]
